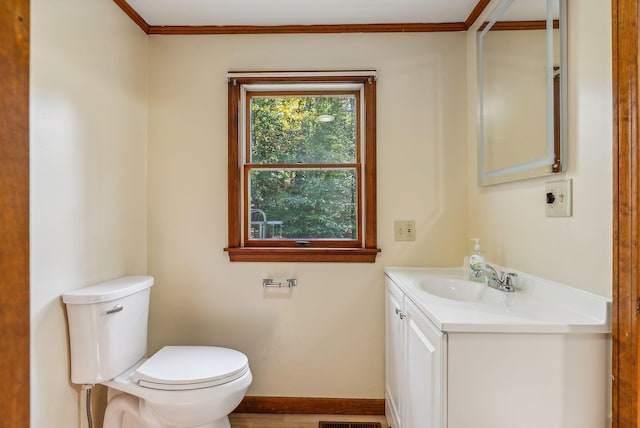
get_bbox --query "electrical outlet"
[545,179,572,217]
[394,220,416,241]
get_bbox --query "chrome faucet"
[471,264,517,292]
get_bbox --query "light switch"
[545,179,572,217]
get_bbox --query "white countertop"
[385,266,611,334]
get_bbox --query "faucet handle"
[503,272,518,289]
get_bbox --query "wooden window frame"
[225,72,380,262]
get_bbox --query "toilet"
[63,276,252,428]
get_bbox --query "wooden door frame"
[612,0,639,426]
[1,0,30,426]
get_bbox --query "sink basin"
[385,266,612,334]
[415,277,505,303]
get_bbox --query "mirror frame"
[477,0,567,186]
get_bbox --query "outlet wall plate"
[394,220,416,241]
[545,179,572,217]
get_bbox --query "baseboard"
[234,396,385,415]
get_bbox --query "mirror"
[477,0,566,186]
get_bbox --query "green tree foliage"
[249,94,358,239]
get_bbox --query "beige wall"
[30,0,148,426]
[466,0,613,298]
[146,33,468,397]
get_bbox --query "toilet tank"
[62,276,154,385]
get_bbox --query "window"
[225,71,380,262]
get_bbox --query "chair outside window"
[250,209,283,239]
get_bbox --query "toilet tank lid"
[62,276,154,304]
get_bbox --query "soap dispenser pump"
[469,238,486,281]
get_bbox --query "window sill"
[224,247,381,263]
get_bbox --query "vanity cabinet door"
[405,298,446,428]
[385,279,405,428]
[386,277,447,428]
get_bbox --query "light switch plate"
[545,179,572,217]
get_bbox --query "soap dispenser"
[468,238,486,281]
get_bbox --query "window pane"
[249,169,357,240]
[250,95,357,164]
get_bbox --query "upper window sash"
[244,90,361,166]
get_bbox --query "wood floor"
[229,413,389,428]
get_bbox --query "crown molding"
[113,0,150,33]
[114,0,489,35]
[465,0,491,29]
[478,19,559,32]
[148,22,466,35]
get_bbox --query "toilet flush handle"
[106,304,124,315]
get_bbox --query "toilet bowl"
[104,346,252,428]
[62,276,252,428]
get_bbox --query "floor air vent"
[318,423,382,428]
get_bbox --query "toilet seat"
[132,346,249,391]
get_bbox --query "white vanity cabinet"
[385,278,446,428]
[384,268,611,428]
[384,278,404,428]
